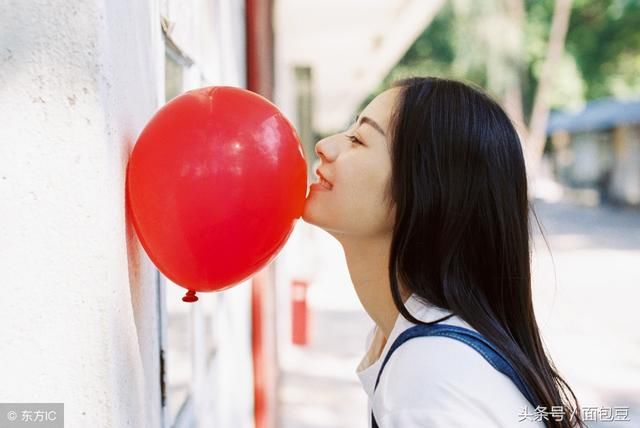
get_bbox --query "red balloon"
[126,86,307,302]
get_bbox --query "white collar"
[355,293,458,397]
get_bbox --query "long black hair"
[385,77,585,428]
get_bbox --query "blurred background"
[1,0,639,427]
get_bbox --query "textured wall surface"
[0,1,163,426]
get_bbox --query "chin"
[301,200,320,226]
[301,196,352,240]
[301,200,333,233]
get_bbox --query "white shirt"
[356,294,545,427]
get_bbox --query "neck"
[336,233,410,339]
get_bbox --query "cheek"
[348,156,391,203]
[335,159,393,232]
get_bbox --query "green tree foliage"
[370,0,640,115]
[566,0,640,99]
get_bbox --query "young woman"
[302,77,586,427]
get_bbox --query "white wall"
[162,0,246,85]
[0,0,254,427]
[609,125,640,205]
[0,1,164,427]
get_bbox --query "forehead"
[360,88,402,133]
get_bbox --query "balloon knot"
[182,290,199,303]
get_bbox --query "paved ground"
[530,200,640,427]
[277,199,640,428]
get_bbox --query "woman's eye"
[347,134,363,145]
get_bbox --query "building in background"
[547,98,640,207]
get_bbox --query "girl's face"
[302,88,401,239]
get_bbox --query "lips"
[314,168,333,190]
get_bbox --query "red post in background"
[246,0,276,427]
[251,268,276,428]
[291,279,310,346]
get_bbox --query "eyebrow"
[356,115,386,137]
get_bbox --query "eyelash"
[347,134,363,145]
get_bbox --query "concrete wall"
[0,0,254,427]
[0,1,164,427]
[551,125,640,206]
[609,124,640,205]
[162,0,246,84]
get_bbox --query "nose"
[314,138,327,163]
[314,135,338,164]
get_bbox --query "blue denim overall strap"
[371,323,538,428]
